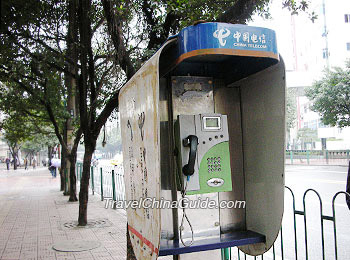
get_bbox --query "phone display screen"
[203,116,221,130]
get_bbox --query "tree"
[0,114,28,170]
[297,127,318,149]
[0,0,120,221]
[0,109,57,169]
[305,61,350,128]
[286,88,297,149]
[287,88,297,130]
[0,0,82,201]
[0,80,70,189]
[1,0,313,238]
[21,131,58,165]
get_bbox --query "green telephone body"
[175,114,232,195]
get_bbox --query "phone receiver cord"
[179,176,194,247]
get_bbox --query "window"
[345,14,350,23]
[347,42,350,51]
[318,121,326,128]
[322,48,328,59]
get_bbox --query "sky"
[249,0,350,87]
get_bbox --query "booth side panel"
[238,59,286,255]
[119,58,162,260]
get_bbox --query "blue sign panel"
[177,22,278,60]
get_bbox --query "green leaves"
[282,0,316,20]
[0,0,315,152]
[297,127,318,143]
[306,61,350,128]
[286,88,297,130]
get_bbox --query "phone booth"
[119,22,285,260]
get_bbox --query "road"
[285,164,348,209]
[269,165,349,260]
[232,165,349,260]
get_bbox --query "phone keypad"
[207,157,222,173]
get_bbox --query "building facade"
[250,0,350,150]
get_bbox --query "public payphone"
[175,114,232,194]
[119,22,286,260]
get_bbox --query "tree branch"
[92,17,106,34]
[13,30,76,67]
[216,0,266,24]
[77,0,91,133]
[43,100,69,154]
[15,40,75,78]
[94,89,119,136]
[96,64,114,94]
[6,74,69,154]
[102,0,136,80]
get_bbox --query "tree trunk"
[60,171,65,191]
[8,144,18,170]
[29,152,33,166]
[68,128,82,202]
[60,170,65,191]
[13,153,17,170]
[78,144,94,226]
[48,146,53,164]
[65,0,79,200]
[60,146,67,192]
[68,152,78,201]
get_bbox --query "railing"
[286,150,350,165]
[75,162,350,260]
[225,188,350,260]
[76,162,125,205]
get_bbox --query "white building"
[0,112,9,161]
[250,0,350,150]
[0,139,9,161]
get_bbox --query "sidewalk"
[0,166,47,176]
[0,168,127,260]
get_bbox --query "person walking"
[51,158,61,178]
[32,157,36,169]
[24,158,28,170]
[48,161,56,178]
[5,157,10,170]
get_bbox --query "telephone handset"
[182,135,198,176]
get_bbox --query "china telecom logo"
[213,28,230,47]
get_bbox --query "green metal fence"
[75,162,125,205]
[222,187,350,260]
[75,163,349,260]
[286,150,350,165]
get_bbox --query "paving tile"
[0,168,128,260]
[56,251,75,258]
[1,249,21,259]
[74,251,95,260]
[20,250,37,259]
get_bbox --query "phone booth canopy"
[119,22,285,260]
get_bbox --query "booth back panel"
[214,82,246,232]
